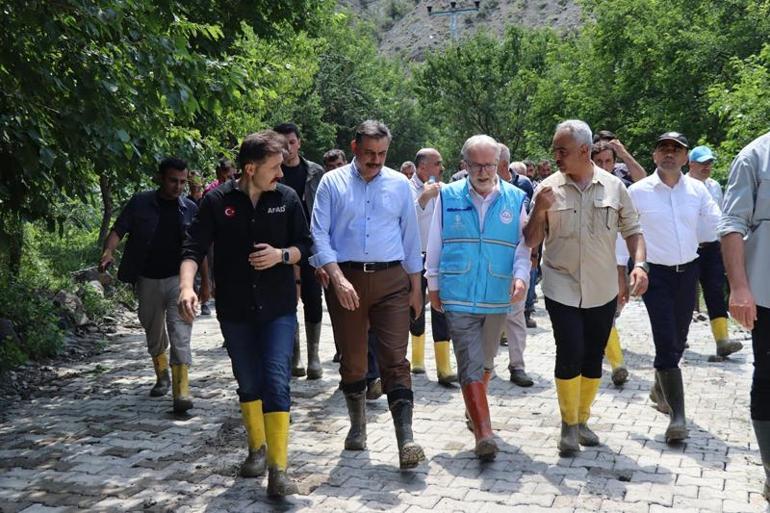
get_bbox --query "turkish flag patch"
[224,206,236,218]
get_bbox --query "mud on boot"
[389,396,425,469]
[267,468,298,497]
[343,390,367,450]
[558,422,580,456]
[240,446,266,477]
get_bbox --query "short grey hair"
[555,119,593,147]
[509,161,526,175]
[461,135,501,161]
[498,143,511,163]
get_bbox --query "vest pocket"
[486,262,513,302]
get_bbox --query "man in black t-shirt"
[274,123,326,380]
[99,158,200,414]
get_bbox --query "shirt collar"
[411,173,425,188]
[651,169,684,189]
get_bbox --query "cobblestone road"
[1,291,768,512]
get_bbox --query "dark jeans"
[545,296,617,379]
[367,329,380,382]
[697,242,728,320]
[220,314,295,412]
[410,273,450,340]
[299,260,323,324]
[642,262,699,370]
[751,306,770,420]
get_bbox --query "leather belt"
[339,261,401,273]
[651,261,696,273]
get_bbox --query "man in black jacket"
[274,122,326,380]
[179,130,313,497]
[99,158,200,414]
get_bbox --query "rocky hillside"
[340,0,581,60]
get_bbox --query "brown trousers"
[327,265,412,393]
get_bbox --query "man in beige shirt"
[524,120,648,456]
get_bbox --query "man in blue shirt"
[311,120,425,470]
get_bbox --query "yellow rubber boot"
[171,364,193,414]
[577,377,602,446]
[555,377,580,455]
[434,341,457,384]
[411,334,426,374]
[239,400,266,477]
[264,412,298,497]
[150,353,170,397]
[605,327,629,386]
[711,317,743,357]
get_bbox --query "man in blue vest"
[425,134,532,461]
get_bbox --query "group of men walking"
[101,119,770,501]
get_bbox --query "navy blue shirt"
[111,191,198,284]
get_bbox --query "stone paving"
[1,290,768,512]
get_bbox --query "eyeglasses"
[466,161,498,173]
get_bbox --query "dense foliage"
[2,0,769,368]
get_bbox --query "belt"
[651,261,696,273]
[338,261,401,273]
[699,240,719,248]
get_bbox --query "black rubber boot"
[343,391,367,450]
[305,322,322,380]
[291,327,305,377]
[389,398,425,469]
[656,368,688,443]
[649,373,670,414]
[752,420,770,501]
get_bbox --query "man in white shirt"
[686,145,742,359]
[408,148,457,385]
[426,135,531,461]
[629,132,721,444]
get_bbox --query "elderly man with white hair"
[426,134,531,461]
[524,120,648,456]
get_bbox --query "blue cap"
[689,145,715,163]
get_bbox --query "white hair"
[509,161,526,175]
[461,135,501,161]
[498,143,511,163]
[555,119,593,147]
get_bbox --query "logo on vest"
[499,209,513,224]
[267,205,286,214]
[224,206,236,218]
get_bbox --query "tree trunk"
[5,213,24,276]
[97,173,113,247]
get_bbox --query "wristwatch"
[633,261,650,273]
[281,248,291,264]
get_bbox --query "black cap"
[656,131,689,149]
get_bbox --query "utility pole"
[426,1,481,41]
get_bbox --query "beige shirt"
[533,165,642,308]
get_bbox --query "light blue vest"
[439,180,525,314]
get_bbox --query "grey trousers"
[136,276,192,365]
[505,300,527,371]
[445,312,506,386]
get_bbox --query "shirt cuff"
[311,250,337,269]
[426,275,439,291]
[718,217,750,238]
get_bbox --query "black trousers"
[751,306,770,420]
[299,260,323,324]
[697,242,728,320]
[545,296,617,380]
[409,272,450,341]
[642,262,699,370]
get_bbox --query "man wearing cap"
[687,145,743,359]
[687,146,743,357]
[719,131,770,501]
[628,132,721,443]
